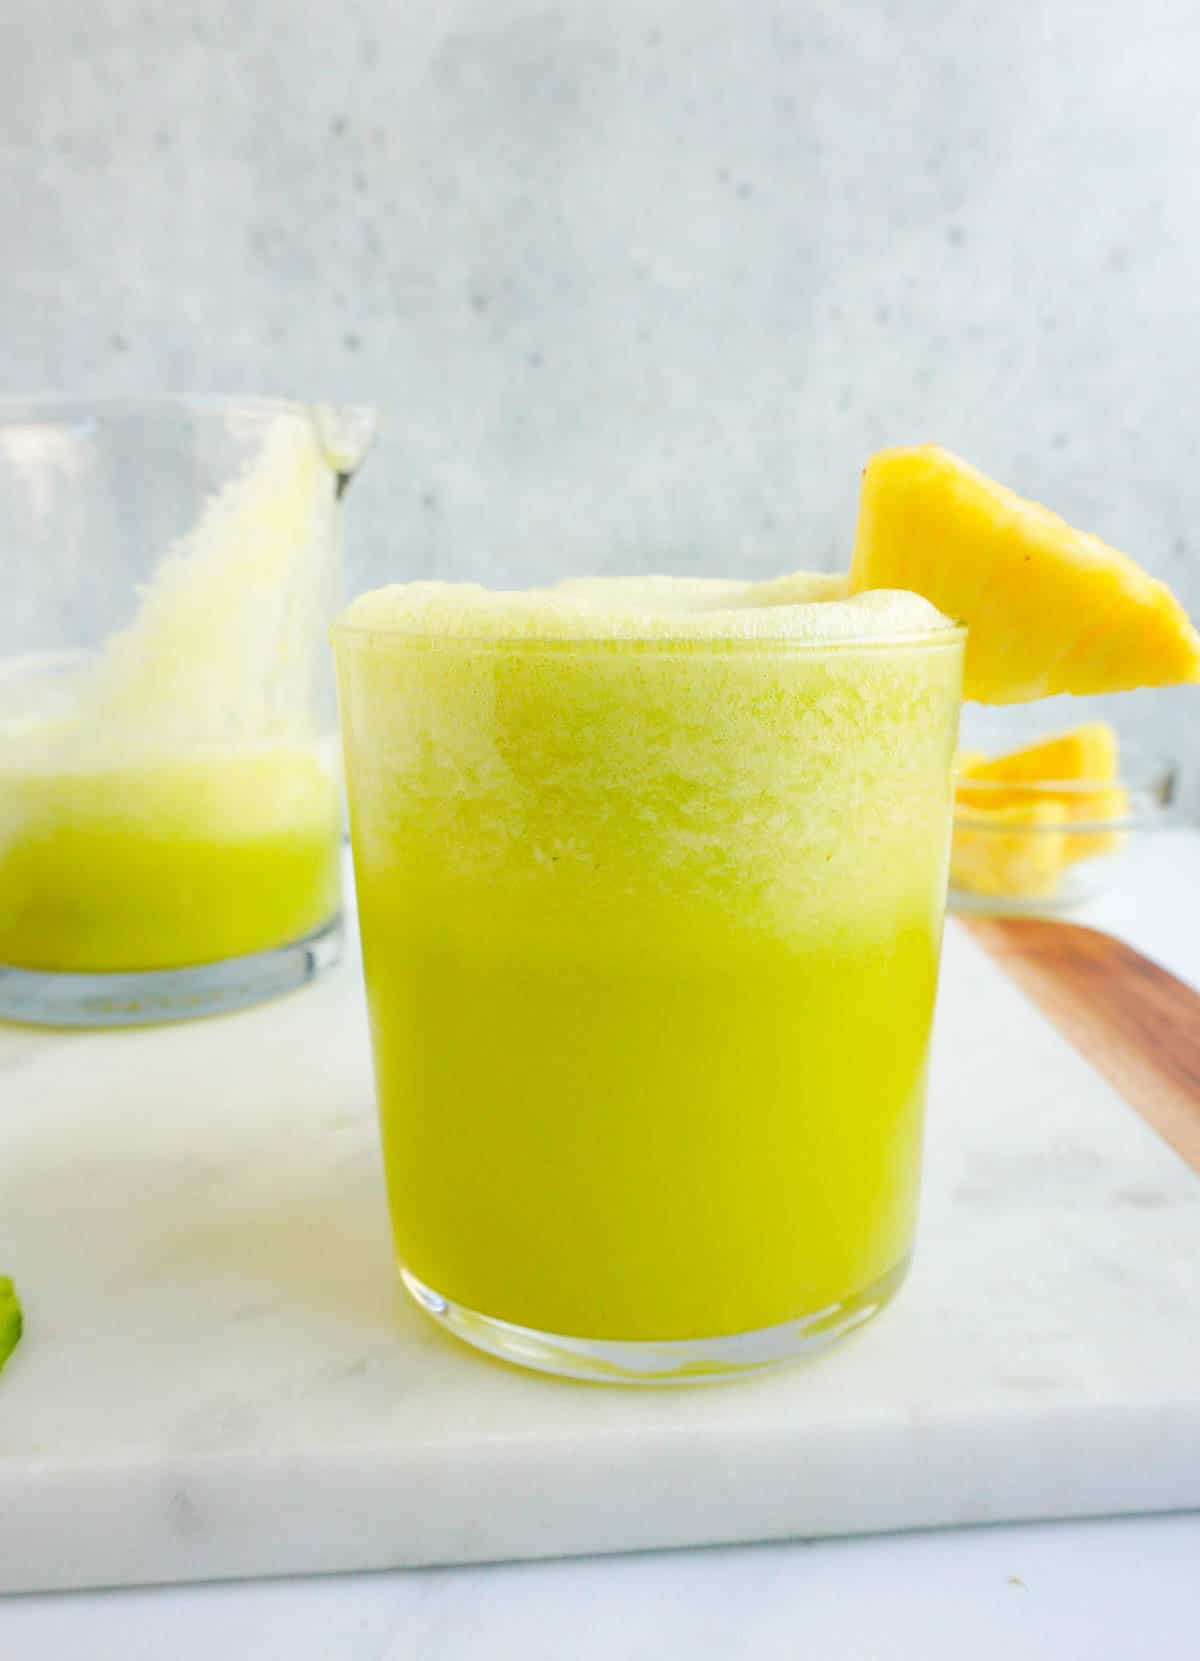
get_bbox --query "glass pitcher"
[0,398,376,1026]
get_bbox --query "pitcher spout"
[311,404,378,496]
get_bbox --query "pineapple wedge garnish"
[850,446,1200,703]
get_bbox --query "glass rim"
[329,620,968,655]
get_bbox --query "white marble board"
[1,919,1198,1595]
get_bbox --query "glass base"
[0,915,343,1029]
[948,868,1108,917]
[401,1254,912,1386]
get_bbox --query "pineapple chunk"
[850,446,1200,703]
[950,800,1070,899]
[958,722,1117,787]
[957,722,1129,863]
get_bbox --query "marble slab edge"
[4,1396,1199,1593]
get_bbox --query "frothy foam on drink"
[338,573,955,643]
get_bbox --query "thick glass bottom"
[401,1253,912,1386]
[0,915,342,1028]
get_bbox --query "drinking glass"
[333,617,963,1382]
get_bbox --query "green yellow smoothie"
[0,742,341,972]
[0,413,343,983]
[333,577,963,1360]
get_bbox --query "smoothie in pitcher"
[0,742,341,972]
[0,408,355,991]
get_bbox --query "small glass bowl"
[947,745,1178,916]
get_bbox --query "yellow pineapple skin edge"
[849,446,1200,704]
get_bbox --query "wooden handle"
[962,916,1200,1176]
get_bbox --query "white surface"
[2,836,1200,1658]
[1,1514,1198,1661]
[4,1,1199,794]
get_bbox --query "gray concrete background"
[3,0,1198,786]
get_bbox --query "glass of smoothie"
[333,575,964,1382]
[0,398,375,1026]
